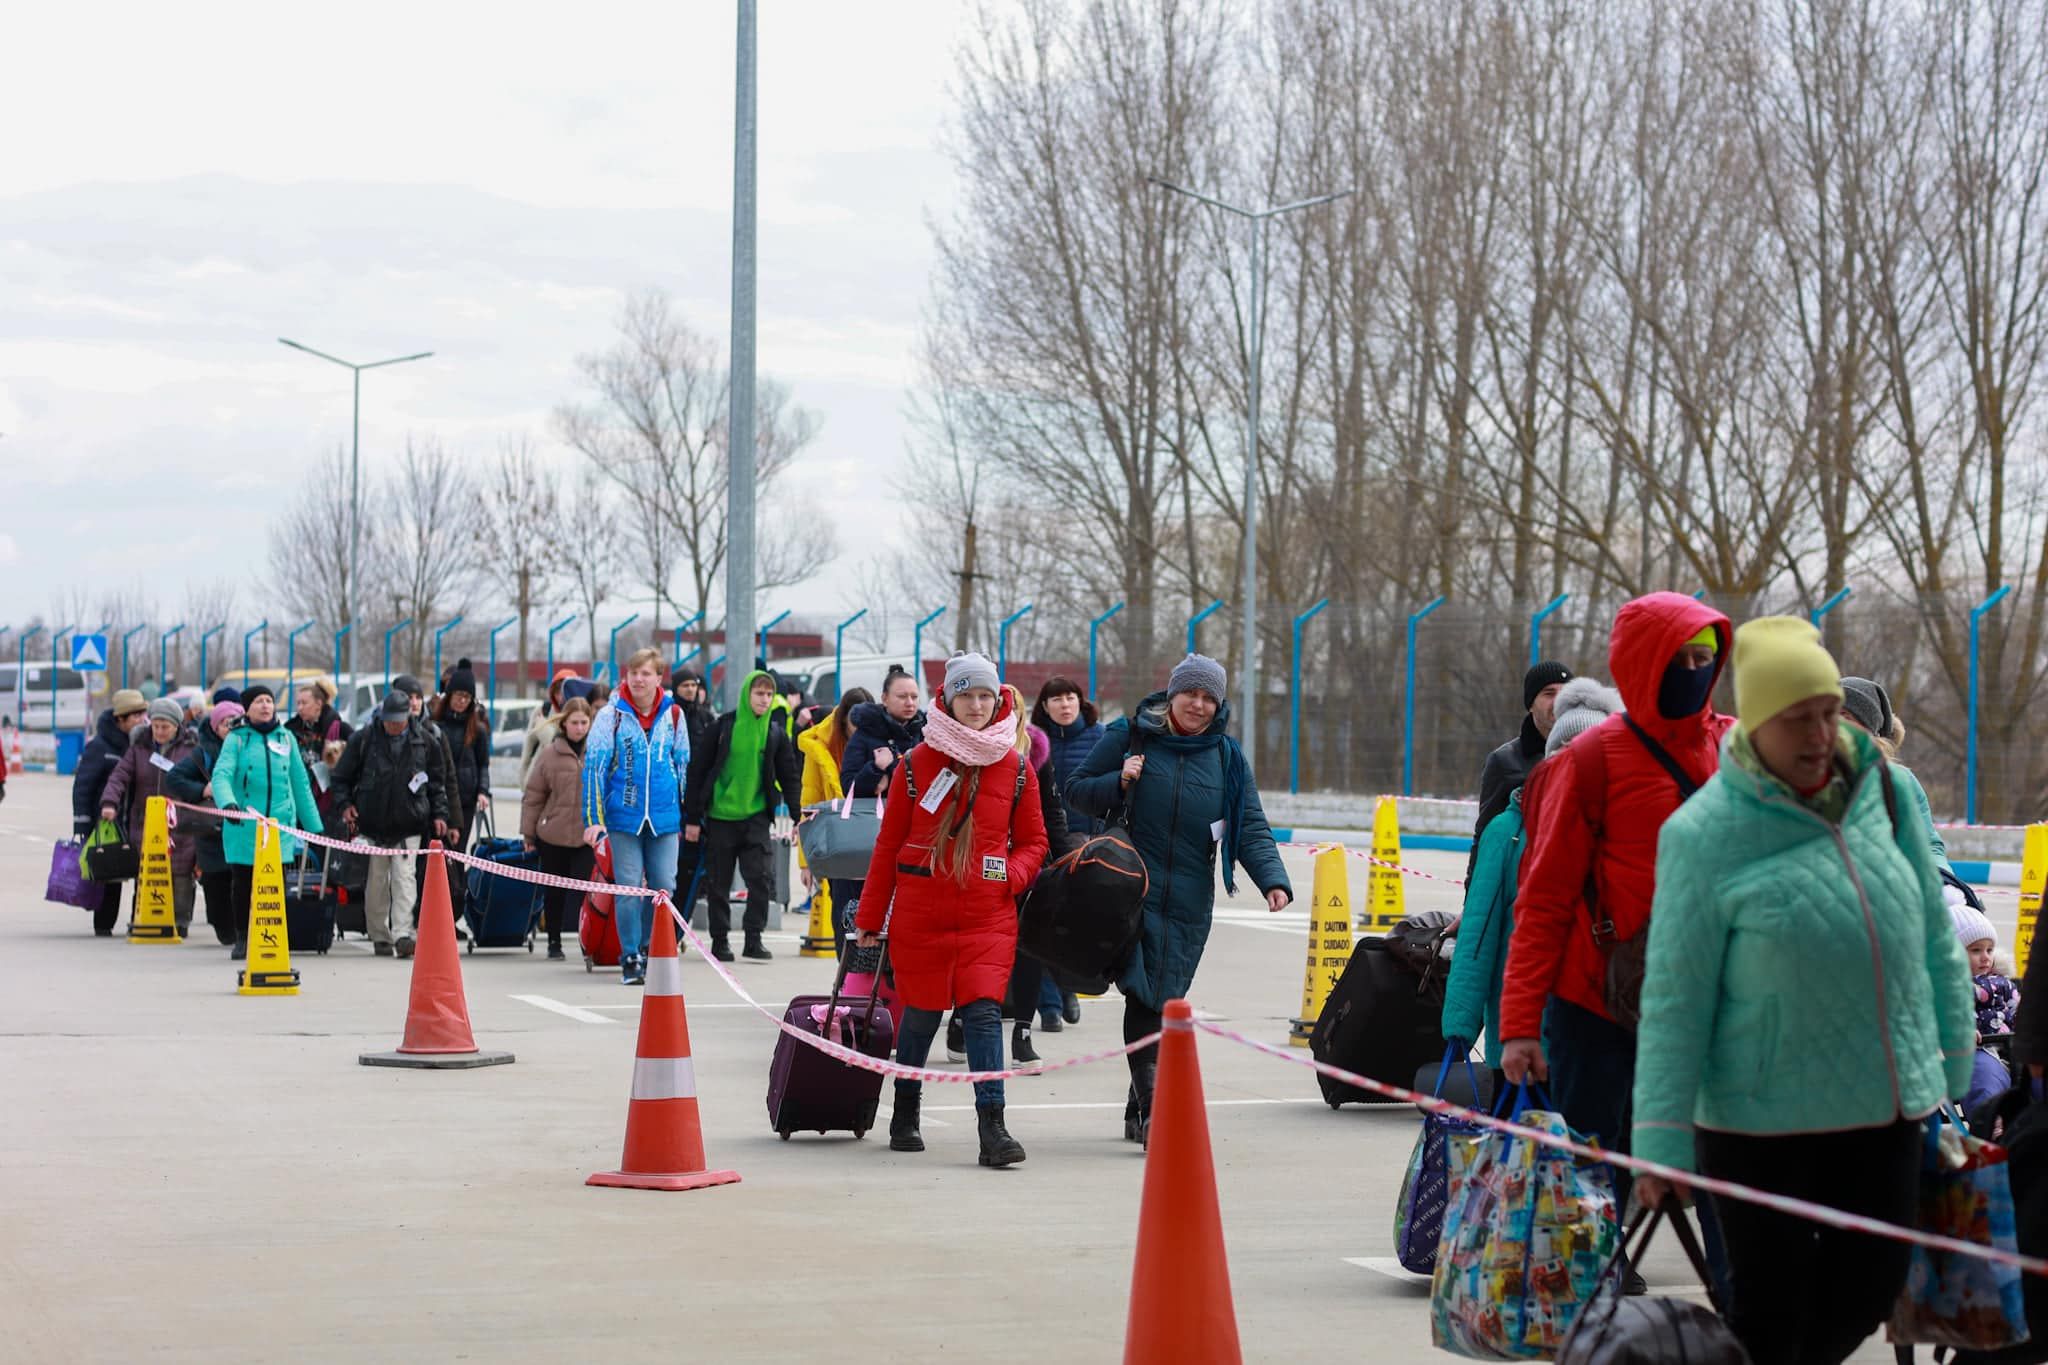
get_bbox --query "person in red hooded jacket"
[855,651,1049,1169]
[1499,593,1734,1237]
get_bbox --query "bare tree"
[369,438,481,678]
[266,447,366,667]
[563,462,624,670]
[474,435,565,698]
[556,290,830,642]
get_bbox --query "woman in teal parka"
[1068,655,1292,1144]
[208,685,323,959]
[1631,620,1973,1365]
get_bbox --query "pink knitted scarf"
[922,698,1019,768]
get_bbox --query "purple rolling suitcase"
[766,940,896,1140]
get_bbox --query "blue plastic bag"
[1887,1111,2030,1352]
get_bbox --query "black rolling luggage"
[1310,937,1445,1107]
[284,847,336,955]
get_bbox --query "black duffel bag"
[1018,832,1148,992]
[1556,1206,1747,1365]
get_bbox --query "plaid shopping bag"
[1396,1045,1493,1274]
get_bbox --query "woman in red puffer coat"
[855,653,1048,1169]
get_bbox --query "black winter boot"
[977,1105,1026,1168]
[889,1084,924,1153]
[1012,1023,1041,1065]
[1124,1061,1157,1145]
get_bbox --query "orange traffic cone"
[359,843,514,1070]
[588,896,740,1193]
[7,726,21,776]
[1124,998,1241,1365]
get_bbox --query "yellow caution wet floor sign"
[1365,797,1406,933]
[238,822,300,996]
[1289,845,1355,1046]
[2018,824,2047,978]
[127,796,182,944]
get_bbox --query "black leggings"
[92,881,123,936]
[1124,997,1162,1077]
[1697,1121,1919,1365]
[229,863,256,945]
[536,843,595,942]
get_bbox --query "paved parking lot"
[0,772,1962,1362]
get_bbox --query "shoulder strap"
[1012,751,1028,813]
[903,750,918,803]
[1574,724,1610,834]
[1622,715,1700,801]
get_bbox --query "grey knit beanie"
[1840,677,1893,740]
[1167,653,1227,702]
[941,651,1000,701]
[146,697,185,729]
[1545,677,1625,756]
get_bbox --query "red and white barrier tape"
[165,800,2044,1274]
[1195,1017,2048,1277]
[1280,841,1468,890]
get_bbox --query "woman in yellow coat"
[796,687,873,954]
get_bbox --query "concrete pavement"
[0,772,1959,1362]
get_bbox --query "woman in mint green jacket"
[1632,620,1974,1365]
[208,685,324,960]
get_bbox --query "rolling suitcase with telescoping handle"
[283,845,336,955]
[767,931,897,1140]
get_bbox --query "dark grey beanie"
[1167,653,1227,702]
[1840,677,1893,738]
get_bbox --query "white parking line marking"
[510,994,615,1024]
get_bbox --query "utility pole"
[722,0,759,709]
[953,520,981,653]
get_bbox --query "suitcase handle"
[823,900,892,1048]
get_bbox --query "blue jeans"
[609,828,680,965]
[896,998,1004,1108]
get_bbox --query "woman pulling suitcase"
[854,652,1049,1168]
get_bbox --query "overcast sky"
[0,1,965,632]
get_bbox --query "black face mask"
[1657,659,1717,720]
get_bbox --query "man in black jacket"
[1467,661,1571,881]
[72,690,149,936]
[330,691,453,958]
[683,669,802,963]
[670,667,715,753]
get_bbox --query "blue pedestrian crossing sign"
[70,634,110,672]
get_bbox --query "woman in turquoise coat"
[208,685,323,960]
[1631,620,1973,1365]
[1068,655,1292,1145]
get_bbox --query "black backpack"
[1018,832,1148,992]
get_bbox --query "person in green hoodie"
[1632,618,1975,1365]
[683,669,801,963]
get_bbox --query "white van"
[0,663,93,732]
[768,653,935,707]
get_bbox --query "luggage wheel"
[778,1130,792,1142]
[1327,1101,1341,1110]
[465,940,474,954]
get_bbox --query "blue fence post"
[431,616,465,690]
[331,624,351,687]
[672,611,704,672]
[120,625,148,692]
[911,607,947,688]
[50,625,73,734]
[1088,602,1126,701]
[487,617,518,708]
[242,620,269,689]
[997,605,1034,681]
[757,609,791,667]
[1290,599,1331,794]
[16,627,43,731]
[284,620,314,702]
[608,614,641,685]
[1529,593,1569,668]
[383,619,413,692]
[1809,586,1852,628]
[1404,597,1447,797]
[1969,585,2012,824]
[198,625,224,696]
[1186,599,1224,655]
[545,614,577,685]
[834,609,868,701]
[160,623,186,690]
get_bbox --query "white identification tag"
[982,855,1007,882]
[408,771,428,794]
[1210,819,1226,843]
[150,752,176,773]
[268,738,290,757]
[919,768,958,814]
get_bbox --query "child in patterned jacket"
[1954,902,2019,1117]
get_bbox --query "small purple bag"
[45,840,104,911]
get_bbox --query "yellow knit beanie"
[1732,617,1843,732]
